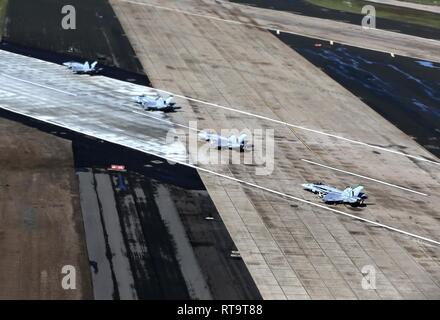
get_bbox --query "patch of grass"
[306,0,440,29]
[0,0,8,40]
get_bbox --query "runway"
[0,53,188,165]
[1,43,440,299]
[112,0,440,63]
[111,0,440,299]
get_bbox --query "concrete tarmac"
[0,13,439,297]
[110,0,440,299]
[112,0,440,63]
[1,42,440,299]
[0,50,260,300]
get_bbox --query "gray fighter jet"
[199,131,253,152]
[302,182,368,207]
[63,61,99,74]
[135,94,179,112]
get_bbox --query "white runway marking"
[1,74,78,97]
[1,104,438,247]
[115,0,440,166]
[149,88,440,167]
[117,0,440,58]
[130,111,430,196]
[2,71,438,167]
[301,159,429,196]
[0,89,16,99]
[131,109,200,132]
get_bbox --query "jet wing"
[211,135,229,148]
[323,192,345,202]
[144,100,156,107]
[63,61,78,68]
[198,131,211,141]
[323,192,360,204]
[303,184,341,195]
[322,185,343,194]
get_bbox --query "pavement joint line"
[1,74,78,97]
[301,159,429,196]
[3,69,439,167]
[116,0,440,59]
[1,104,439,247]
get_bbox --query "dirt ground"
[0,117,92,299]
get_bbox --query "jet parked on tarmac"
[302,182,368,207]
[135,94,180,112]
[63,61,99,74]
[199,131,253,152]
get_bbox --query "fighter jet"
[63,61,99,74]
[135,94,179,112]
[198,130,220,142]
[302,182,368,207]
[199,131,253,152]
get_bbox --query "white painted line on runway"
[129,111,430,196]
[117,0,440,60]
[114,1,440,165]
[301,159,428,196]
[131,109,200,132]
[3,67,438,168]
[1,104,438,247]
[2,74,78,97]
[120,0,245,26]
[148,88,440,167]
[129,111,431,196]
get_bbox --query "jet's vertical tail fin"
[157,97,165,106]
[342,187,353,197]
[238,134,248,146]
[84,61,90,70]
[165,96,175,106]
[91,61,98,70]
[228,135,238,144]
[352,186,364,197]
